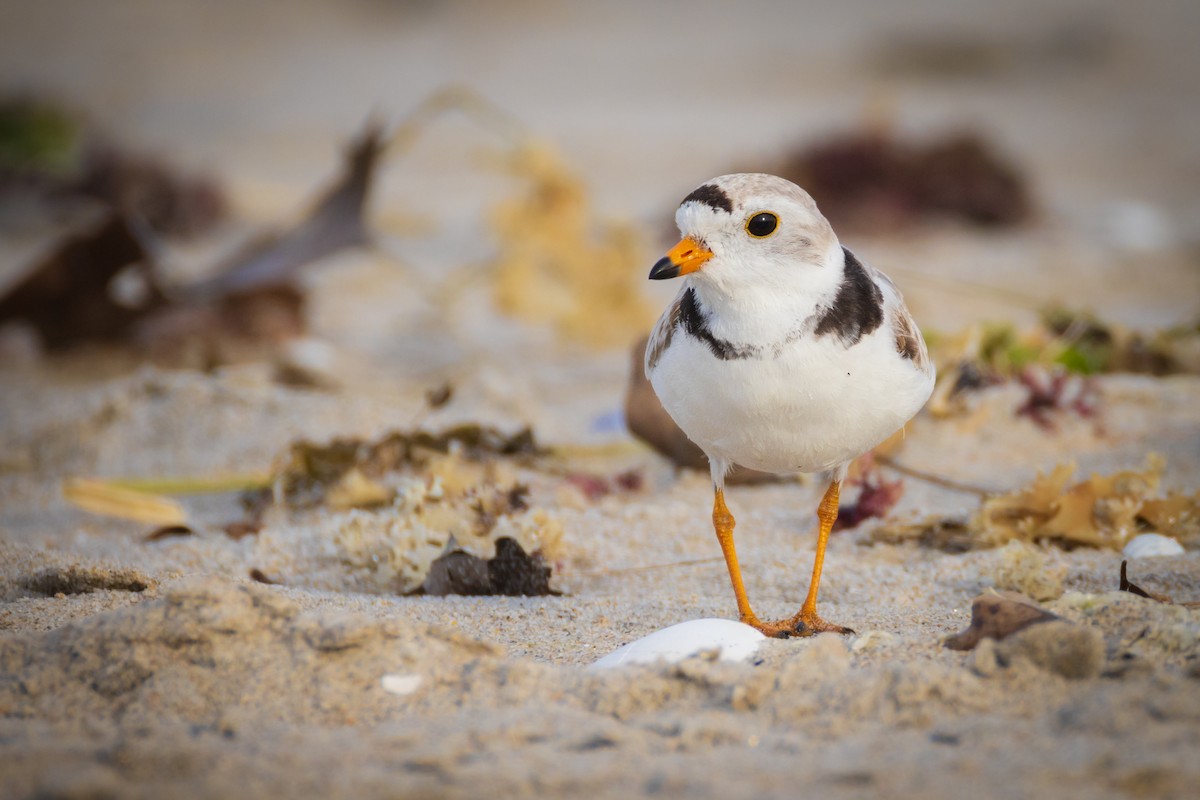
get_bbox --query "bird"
[645,173,935,638]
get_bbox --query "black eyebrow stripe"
[681,184,733,214]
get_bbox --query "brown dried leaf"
[145,524,195,542]
[944,591,1059,650]
[418,537,557,597]
[248,568,277,585]
[223,520,263,540]
[196,123,382,297]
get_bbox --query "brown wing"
[893,304,932,375]
[644,288,685,374]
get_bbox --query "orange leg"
[712,484,853,638]
[712,487,765,629]
[786,480,854,635]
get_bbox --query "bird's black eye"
[745,212,778,238]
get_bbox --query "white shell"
[380,673,423,695]
[1123,533,1185,559]
[589,619,765,670]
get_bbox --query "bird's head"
[649,173,840,298]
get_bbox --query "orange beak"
[648,237,713,280]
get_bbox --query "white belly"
[650,332,934,474]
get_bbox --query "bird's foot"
[742,611,854,639]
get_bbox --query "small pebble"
[381,673,423,696]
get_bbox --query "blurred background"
[1,0,1198,443]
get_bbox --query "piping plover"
[646,173,935,637]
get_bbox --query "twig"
[387,85,530,157]
[875,454,993,497]
[564,561,720,578]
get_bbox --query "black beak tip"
[648,256,681,280]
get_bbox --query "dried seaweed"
[834,466,905,531]
[770,128,1031,231]
[563,470,644,502]
[0,213,164,349]
[0,95,227,237]
[487,143,654,347]
[869,517,975,553]
[1014,367,1101,431]
[248,568,277,585]
[245,423,561,594]
[974,455,1200,550]
[928,312,1200,421]
[20,565,155,596]
[874,456,1199,552]
[1,123,381,355]
[265,424,541,510]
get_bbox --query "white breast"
[650,324,934,474]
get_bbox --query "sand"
[2,2,1199,798]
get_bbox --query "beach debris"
[487,142,653,347]
[380,673,423,696]
[589,618,766,670]
[1118,561,1172,604]
[256,423,561,595]
[0,95,227,238]
[191,123,381,300]
[0,212,164,349]
[1014,366,1101,431]
[945,591,1059,651]
[425,382,455,410]
[62,477,187,526]
[1122,532,1185,560]
[873,457,1200,553]
[144,524,195,542]
[248,568,277,585]
[418,537,556,597]
[769,127,1031,231]
[563,469,644,502]
[975,455,1200,550]
[334,478,562,596]
[991,541,1067,601]
[222,520,263,540]
[1,122,381,355]
[834,464,905,531]
[868,516,975,553]
[19,564,155,596]
[262,423,540,510]
[927,312,1200,422]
